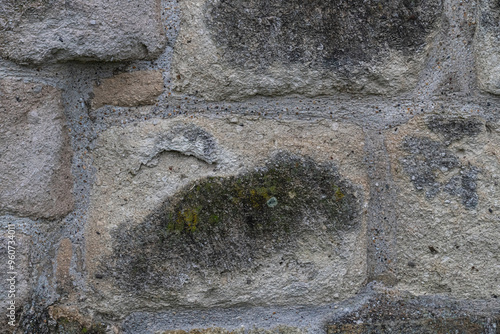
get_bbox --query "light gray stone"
[0,0,166,64]
[0,79,74,219]
[386,115,500,299]
[86,116,368,315]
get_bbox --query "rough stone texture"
[0,79,74,219]
[327,292,499,334]
[475,0,500,94]
[161,326,306,334]
[22,306,107,334]
[91,70,164,109]
[386,115,500,299]
[86,116,367,314]
[0,0,166,64]
[172,0,442,100]
[329,319,490,333]
[1,0,499,332]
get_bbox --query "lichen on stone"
[401,136,479,209]
[109,152,360,290]
[426,116,483,144]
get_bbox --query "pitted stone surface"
[86,116,368,314]
[0,79,74,219]
[386,115,500,298]
[2,0,499,331]
[0,0,166,64]
[173,0,442,100]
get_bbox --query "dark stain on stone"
[479,0,500,33]
[205,0,442,69]
[401,136,479,209]
[108,152,360,290]
[426,116,483,144]
[402,136,459,198]
[443,167,479,209]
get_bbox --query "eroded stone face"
[0,79,74,219]
[0,0,165,64]
[386,115,500,298]
[173,0,442,100]
[86,116,367,313]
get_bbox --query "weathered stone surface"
[86,116,368,314]
[173,0,442,100]
[91,71,164,109]
[386,115,500,298]
[161,326,306,334]
[21,306,107,334]
[0,228,31,331]
[329,319,486,333]
[475,0,500,94]
[0,0,165,64]
[0,79,74,219]
[327,293,498,334]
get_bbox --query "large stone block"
[0,0,165,64]
[173,0,442,100]
[0,79,74,219]
[386,115,500,298]
[86,116,368,314]
[475,0,500,94]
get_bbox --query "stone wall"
[0,0,499,333]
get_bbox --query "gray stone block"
[0,79,74,219]
[0,0,166,64]
[173,0,443,100]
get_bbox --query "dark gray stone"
[205,0,442,69]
